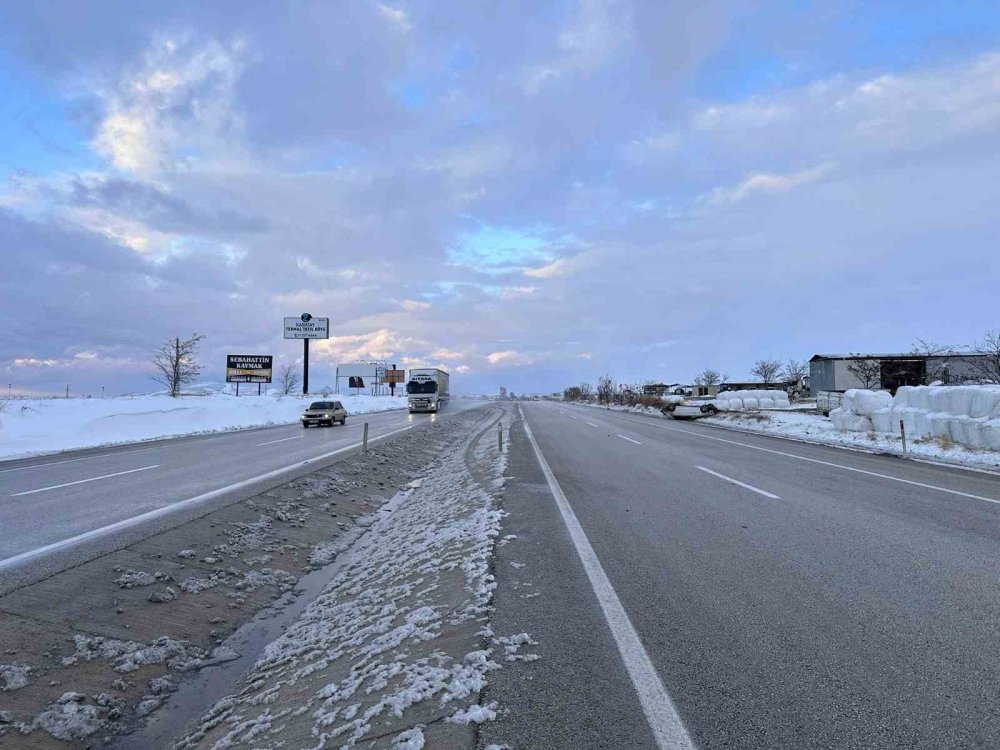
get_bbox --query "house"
[691,384,720,397]
[808,353,988,396]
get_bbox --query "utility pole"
[65,384,70,398]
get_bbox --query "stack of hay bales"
[833,386,1000,449]
[710,389,791,411]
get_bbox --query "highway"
[0,401,484,587]
[483,402,1000,750]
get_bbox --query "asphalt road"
[0,400,484,586]
[483,402,1000,750]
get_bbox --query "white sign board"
[284,316,329,339]
[335,363,379,378]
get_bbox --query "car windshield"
[308,402,335,410]
[406,381,437,394]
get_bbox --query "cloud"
[487,350,536,367]
[707,164,832,204]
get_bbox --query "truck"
[406,368,450,413]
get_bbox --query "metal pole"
[236,382,240,397]
[498,422,503,452]
[303,338,310,395]
[258,383,261,396]
[363,422,369,453]
[900,420,907,456]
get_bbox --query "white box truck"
[407,368,450,413]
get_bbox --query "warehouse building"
[808,353,988,395]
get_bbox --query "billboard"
[283,314,330,339]
[226,354,273,383]
[383,369,405,384]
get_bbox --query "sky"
[2,0,1000,397]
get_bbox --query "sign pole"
[236,382,240,397]
[303,338,310,395]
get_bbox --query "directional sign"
[283,315,329,339]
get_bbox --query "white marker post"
[363,422,369,453]
[900,419,908,456]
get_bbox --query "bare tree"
[694,368,722,386]
[579,382,594,399]
[563,386,583,401]
[969,329,1000,384]
[597,375,615,406]
[909,338,963,384]
[151,334,205,397]
[781,359,808,384]
[750,358,782,384]
[279,361,301,395]
[846,354,881,389]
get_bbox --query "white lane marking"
[256,435,304,446]
[695,466,780,499]
[570,415,579,420]
[0,425,414,571]
[642,420,1000,506]
[586,422,599,428]
[520,407,695,750]
[618,434,642,445]
[12,466,161,497]
[0,447,156,474]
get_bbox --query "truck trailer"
[406,368,450,413]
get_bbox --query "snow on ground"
[0,389,408,460]
[705,410,1000,471]
[173,407,537,749]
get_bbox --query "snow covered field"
[0,390,408,460]
[705,410,1000,471]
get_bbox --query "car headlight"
[322,413,331,418]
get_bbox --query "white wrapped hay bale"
[984,420,1000,451]
[928,413,953,440]
[741,397,759,409]
[830,408,873,432]
[872,407,894,433]
[758,397,776,408]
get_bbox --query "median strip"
[11,465,161,497]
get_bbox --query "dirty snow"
[0,663,32,691]
[0,390,408,460]
[173,409,533,749]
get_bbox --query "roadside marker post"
[498,422,503,453]
[363,422,369,453]
[900,420,908,456]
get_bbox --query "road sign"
[226,355,273,383]
[283,315,329,339]
[383,369,405,384]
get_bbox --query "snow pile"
[711,389,790,411]
[831,386,1000,449]
[0,390,408,460]
[173,409,534,749]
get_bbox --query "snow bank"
[830,385,1000,452]
[0,390,408,460]
[711,389,790,411]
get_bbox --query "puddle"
[110,529,364,749]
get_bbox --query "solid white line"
[586,422,599,428]
[12,465,161,496]
[0,447,156,474]
[695,466,780,499]
[618,434,642,445]
[256,435,304,446]
[0,425,414,571]
[520,407,695,750]
[648,422,1000,506]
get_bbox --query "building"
[691,384,720,397]
[808,353,988,396]
[641,383,671,396]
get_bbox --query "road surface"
[0,401,484,589]
[483,402,1000,750]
